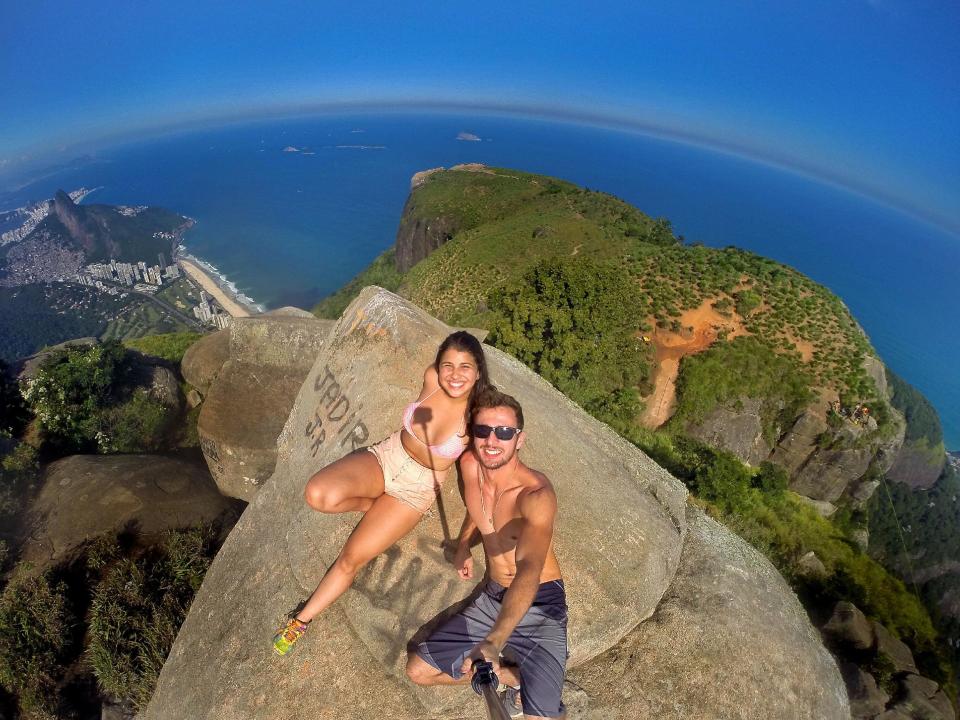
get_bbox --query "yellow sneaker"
[273,617,308,655]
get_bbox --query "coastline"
[177,254,260,318]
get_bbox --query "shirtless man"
[406,388,567,719]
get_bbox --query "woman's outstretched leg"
[296,493,423,622]
[303,449,385,514]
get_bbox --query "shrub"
[488,256,650,430]
[87,525,216,709]
[99,390,171,453]
[20,341,127,452]
[0,442,39,522]
[124,332,202,364]
[0,567,74,717]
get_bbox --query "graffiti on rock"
[305,365,369,457]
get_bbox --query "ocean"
[4,112,958,448]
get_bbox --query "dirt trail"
[639,299,748,429]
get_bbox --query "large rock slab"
[197,360,308,500]
[840,662,888,718]
[886,438,946,489]
[146,287,689,720]
[192,314,334,501]
[567,506,849,719]
[20,454,242,567]
[181,329,229,395]
[684,397,773,466]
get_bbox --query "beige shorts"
[367,431,446,514]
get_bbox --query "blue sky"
[1,1,957,231]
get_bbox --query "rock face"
[189,313,334,501]
[820,601,957,720]
[19,454,242,568]
[393,194,460,273]
[146,288,845,720]
[682,352,906,505]
[147,287,689,719]
[684,396,772,466]
[52,189,96,253]
[822,601,876,652]
[886,438,945,489]
[841,662,889,718]
[567,507,850,719]
[770,406,904,503]
[180,328,230,395]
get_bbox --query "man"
[406,388,567,719]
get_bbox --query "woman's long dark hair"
[434,331,492,416]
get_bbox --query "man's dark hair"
[471,388,524,429]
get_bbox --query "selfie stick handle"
[471,659,511,720]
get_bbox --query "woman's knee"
[304,476,340,512]
[332,549,371,577]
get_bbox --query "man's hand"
[460,639,501,676]
[453,544,474,580]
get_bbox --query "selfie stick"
[471,659,512,720]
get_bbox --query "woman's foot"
[273,617,309,655]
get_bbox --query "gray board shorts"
[417,579,568,718]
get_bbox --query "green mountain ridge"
[315,165,899,482]
[314,164,959,704]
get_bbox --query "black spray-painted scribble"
[304,365,369,457]
[352,539,466,665]
[200,436,224,477]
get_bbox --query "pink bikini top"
[402,388,467,460]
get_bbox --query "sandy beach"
[178,258,252,318]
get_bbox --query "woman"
[274,330,491,654]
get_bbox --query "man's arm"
[453,511,479,579]
[468,486,557,667]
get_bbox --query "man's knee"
[405,651,437,686]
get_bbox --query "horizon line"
[4,99,958,238]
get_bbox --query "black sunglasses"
[472,424,521,441]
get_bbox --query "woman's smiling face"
[437,348,479,399]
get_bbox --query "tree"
[488,257,647,428]
[20,341,127,451]
[0,361,28,436]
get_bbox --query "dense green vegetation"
[0,523,220,717]
[0,284,139,362]
[629,244,877,401]
[124,332,203,364]
[0,566,74,718]
[670,335,814,441]
[88,525,217,710]
[488,257,651,429]
[631,428,953,691]
[20,340,184,454]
